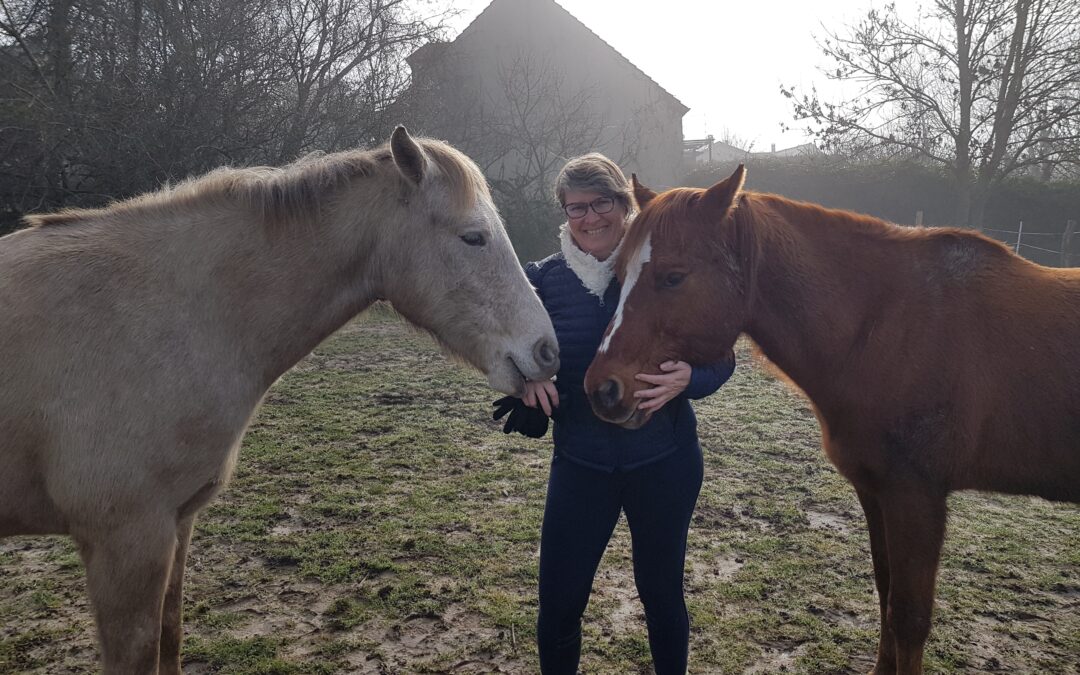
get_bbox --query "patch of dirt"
[805,509,853,533]
[340,605,530,673]
[269,506,307,536]
[821,606,874,630]
[688,555,745,583]
[743,640,807,673]
[592,565,644,631]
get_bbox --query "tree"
[783,0,1080,228]
[399,51,644,259]
[483,55,619,258]
[269,0,441,163]
[0,0,447,233]
[1,0,286,217]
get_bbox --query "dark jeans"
[536,445,704,674]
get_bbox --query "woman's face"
[563,189,627,261]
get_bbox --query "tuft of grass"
[183,635,332,675]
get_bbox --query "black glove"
[492,396,550,438]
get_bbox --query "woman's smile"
[562,188,626,260]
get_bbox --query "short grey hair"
[554,153,632,214]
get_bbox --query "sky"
[436,0,884,152]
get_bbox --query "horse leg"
[159,516,195,675]
[879,483,948,675]
[855,487,896,675]
[77,517,177,675]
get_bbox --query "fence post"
[1014,220,1023,254]
[914,210,923,227]
[1063,220,1076,267]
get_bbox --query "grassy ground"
[2,309,1077,674]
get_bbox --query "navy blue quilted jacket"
[526,252,734,472]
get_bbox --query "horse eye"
[460,232,486,247]
[663,271,686,288]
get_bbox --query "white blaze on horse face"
[599,234,651,354]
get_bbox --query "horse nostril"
[598,378,621,409]
[533,337,559,370]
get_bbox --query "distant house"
[683,136,752,166]
[761,142,822,159]
[397,0,688,189]
[683,137,822,168]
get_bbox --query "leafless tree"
[398,51,643,257]
[0,0,447,232]
[716,128,755,153]
[482,55,607,202]
[487,54,649,257]
[783,0,1080,228]
[397,49,622,254]
[270,0,443,163]
[2,0,285,208]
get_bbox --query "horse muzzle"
[488,335,560,396]
[586,375,648,428]
[530,336,560,377]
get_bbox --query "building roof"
[756,142,821,158]
[435,0,688,115]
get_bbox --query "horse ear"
[631,174,657,210]
[391,125,426,185]
[703,164,746,214]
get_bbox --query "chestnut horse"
[0,127,558,674]
[584,166,1079,674]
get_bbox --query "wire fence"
[983,228,1064,255]
[981,221,1077,267]
[910,212,1077,267]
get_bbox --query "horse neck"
[267,209,397,386]
[171,181,388,391]
[742,196,896,407]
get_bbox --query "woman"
[497,153,735,674]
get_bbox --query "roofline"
[454,0,688,115]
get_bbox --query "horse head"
[376,127,558,396]
[584,165,752,427]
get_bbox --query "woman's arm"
[524,261,544,297]
[682,350,736,400]
[633,350,736,411]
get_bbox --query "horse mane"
[25,208,107,227]
[751,191,1020,274]
[23,137,489,229]
[416,139,492,211]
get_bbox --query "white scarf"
[559,223,623,300]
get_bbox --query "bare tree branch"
[783,0,1080,227]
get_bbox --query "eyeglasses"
[563,196,616,219]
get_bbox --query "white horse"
[0,127,558,674]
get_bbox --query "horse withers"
[0,127,558,674]
[584,166,1079,674]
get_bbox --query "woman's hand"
[633,360,691,412]
[522,379,560,417]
